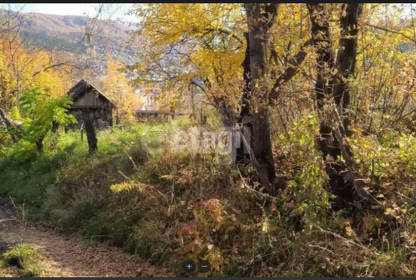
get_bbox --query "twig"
[236,164,275,201]
[123,148,138,170]
[309,222,377,254]
[366,23,416,44]
[308,244,337,256]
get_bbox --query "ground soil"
[0,205,171,277]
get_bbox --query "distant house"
[135,87,169,120]
[136,88,162,111]
[133,85,202,121]
[67,79,116,129]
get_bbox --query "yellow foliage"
[0,36,71,111]
[131,4,245,112]
[101,56,142,125]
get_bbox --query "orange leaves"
[177,220,198,246]
[183,238,204,253]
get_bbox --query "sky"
[3,4,137,21]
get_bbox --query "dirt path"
[0,206,171,277]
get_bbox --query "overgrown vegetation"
[2,244,42,277]
[1,115,416,276]
[3,2,416,278]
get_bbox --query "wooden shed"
[67,80,115,129]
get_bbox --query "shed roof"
[67,79,116,106]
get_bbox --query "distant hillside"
[3,10,139,63]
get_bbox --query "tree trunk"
[83,111,98,154]
[334,3,363,134]
[308,3,372,206]
[51,121,59,133]
[219,101,234,127]
[245,3,280,194]
[236,32,252,164]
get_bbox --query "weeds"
[2,244,42,277]
[1,118,416,276]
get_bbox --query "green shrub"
[0,126,12,149]
[3,244,42,277]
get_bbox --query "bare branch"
[269,38,313,104]
[32,62,69,77]
[366,23,416,44]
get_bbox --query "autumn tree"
[307,3,370,204]
[133,4,314,194]
[242,3,281,194]
[130,4,245,126]
[0,8,74,114]
[101,56,142,125]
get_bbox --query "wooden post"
[83,110,97,154]
[80,121,84,142]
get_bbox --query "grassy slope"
[1,118,416,277]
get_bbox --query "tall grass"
[1,116,416,276]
